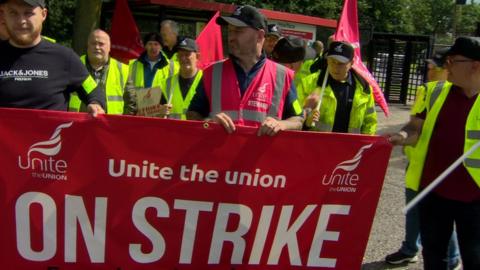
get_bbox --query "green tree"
[43,0,76,45]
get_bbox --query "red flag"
[196,11,224,69]
[334,0,389,116]
[109,0,144,64]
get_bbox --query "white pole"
[311,70,329,128]
[403,140,480,214]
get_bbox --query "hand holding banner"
[0,108,392,269]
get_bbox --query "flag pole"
[403,140,480,214]
[311,70,329,128]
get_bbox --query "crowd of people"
[0,0,479,269]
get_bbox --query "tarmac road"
[361,104,425,270]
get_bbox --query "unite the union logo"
[321,144,373,193]
[17,122,73,181]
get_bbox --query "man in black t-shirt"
[0,0,105,115]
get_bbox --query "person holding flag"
[159,38,202,120]
[387,36,480,270]
[300,41,377,134]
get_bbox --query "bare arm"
[387,116,424,146]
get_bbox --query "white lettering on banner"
[14,192,351,266]
[64,195,107,263]
[129,197,169,263]
[307,205,351,267]
[208,203,253,264]
[180,164,218,183]
[267,205,317,265]
[225,169,286,188]
[247,100,269,110]
[15,192,107,263]
[16,192,57,261]
[322,144,372,193]
[108,159,173,180]
[108,160,287,189]
[174,200,214,264]
[18,122,72,181]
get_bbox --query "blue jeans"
[419,193,480,270]
[401,188,460,266]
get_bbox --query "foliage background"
[45,0,480,46]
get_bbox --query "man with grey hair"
[160,19,181,60]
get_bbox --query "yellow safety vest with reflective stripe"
[405,81,480,190]
[298,71,377,134]
[69,56,128,114]
[128,58,178,88]
[161,71,203,120]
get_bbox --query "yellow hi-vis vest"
[161,71,203,120]
[404,81,447,160]
[405,81,480,191]
[298,71,377,135]
[69,56,128,114]
[129,57,179,88]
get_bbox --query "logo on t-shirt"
[0,69,49,81]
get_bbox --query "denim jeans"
[419,193,480,270]
[401,188,460,266]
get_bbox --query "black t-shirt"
[178,75,195,99]
[0,40,104,111]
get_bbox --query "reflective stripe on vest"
[267,64,287,119]
[428,81,445,110]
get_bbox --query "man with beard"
[0,0,105,115]
[69,29,132,115]
[187,5,303,136]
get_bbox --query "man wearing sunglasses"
[388,36,480,270]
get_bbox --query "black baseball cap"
[216,5,267,31]
[426,47,450,67]
[266,24,282,38]
[177,38,199,52]
[0,0,46,7]
[23,0,46,7]
[271,36,316,63]
[326,41,354,63]
[446,36,480,61]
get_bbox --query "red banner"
[0,108,391,269]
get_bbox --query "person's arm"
[68,51,105,116]
[387,115,424,146]
[257,84,304,136]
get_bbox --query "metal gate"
[367,33,432,104]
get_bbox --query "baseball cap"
[446,36,480,61]
[177,38,199,52]
[426,47,450,67]
[271,36,316,63]
[23,0,46,7]
[326,41,354,63]
[266,24,282,38]
[216,5,267,31]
